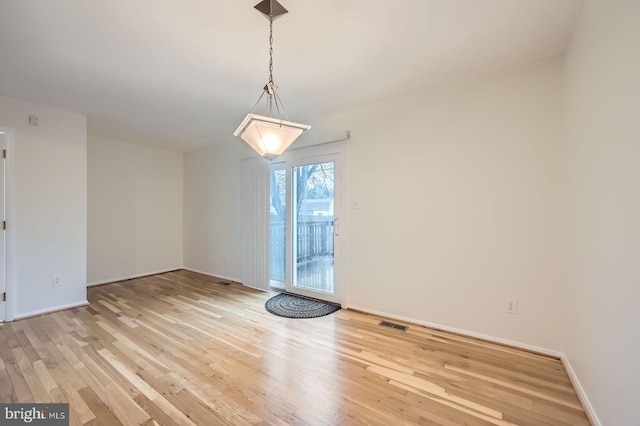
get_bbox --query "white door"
[0,131,6,322]
[269,143,346,304]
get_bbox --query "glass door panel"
[292,161,335,294]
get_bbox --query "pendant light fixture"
[233,0,310,160]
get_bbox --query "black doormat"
[265,293,340,319]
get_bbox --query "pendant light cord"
[249,15,290,121]
[267,18,286,120]
[269,19,274,85]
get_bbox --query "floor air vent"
[218,281,232,286]
[379,321,408,332]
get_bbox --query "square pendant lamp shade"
[234,114,311,159]
[234,0,310,159]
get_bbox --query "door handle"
[334,217,339,236]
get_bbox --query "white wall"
[87,135,183,285]
[564,1,640,425]
[0,95,87,318]
[318,60,567,351]
[183,142,242,281]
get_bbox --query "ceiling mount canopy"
[254,0,288,21]
[233,0,310,160]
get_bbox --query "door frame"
[0,126,15,322]
[273,141,348,305]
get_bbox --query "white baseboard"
[15,300,89,320]
[87,267,182,287]
[561,355,602,426]
[181,267,243,285]
[347,304,564,358]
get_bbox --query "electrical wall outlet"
[506,298,518,314]
[52,275,62,287]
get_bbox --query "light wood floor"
[0,270,590,425]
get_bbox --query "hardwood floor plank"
[0,270,590,425]
[102,382,152,426]
[32,359,58,395]
[78,385,128,426]
[0,358,17,403]
[13,346,49,402]
[133,394,181,426]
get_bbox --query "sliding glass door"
[269,145,345,304]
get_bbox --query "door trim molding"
[1,126,15,322]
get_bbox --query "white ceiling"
[0,0,584,151]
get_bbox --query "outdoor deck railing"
[270,216,334,282]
